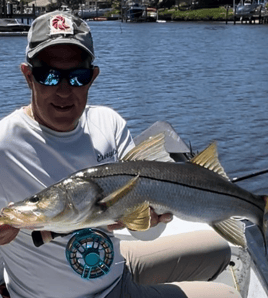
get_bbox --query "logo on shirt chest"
[97,149,117,163]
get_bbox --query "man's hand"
[107,207,173,232]
[107,222,125,232]
[149,207,173,227]
[0,224,19,245]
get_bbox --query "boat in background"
[234,0,268,23]
[127,2,145,21]
[146,7,158,22]
[156,10,166,23]
[92,17,108,21]
[0,18,30,33]
[77,8,112,19]
[125,3,158,22]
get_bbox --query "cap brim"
[27,38,95,61]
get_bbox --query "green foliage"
[112,0,121,10]
[104,9,120,17]
[66,0,83,10]
[159,6,233,21]
[46,1,61,12]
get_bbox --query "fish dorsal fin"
[190,142,230,181]
[98,176,139,208]
[122,133,174,162]
[211,218,247,248]
[120,202,151,231]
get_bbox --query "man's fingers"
[150,207,173,227]
[0,225,19,245]
[107,209,174,232]
[107,222,126,232]
[150,208,159,227]
[159,213,173,224]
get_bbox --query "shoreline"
[104,6,268,23]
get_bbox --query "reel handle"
[32,231,69,247]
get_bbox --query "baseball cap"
[26,11,95,62]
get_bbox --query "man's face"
[23,45,98,132]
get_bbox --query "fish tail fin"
[212,195,268,254]
[211,219,247,249]
[240,194,268,256]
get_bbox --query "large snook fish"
[0,133,267,249]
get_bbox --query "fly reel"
[65,229,114,279]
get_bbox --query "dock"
[226,0,268,25]
[0,0,36,23]
[0,31,28,36]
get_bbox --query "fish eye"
[28,196,40,204]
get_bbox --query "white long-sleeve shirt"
[0,105,134,298]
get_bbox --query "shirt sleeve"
[0,180,9,210]
[113,112,135,160]
[0,253,4,285]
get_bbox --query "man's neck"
[23,104,34,120]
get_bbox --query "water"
[1,21,268,193]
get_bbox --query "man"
[0,11,241,298]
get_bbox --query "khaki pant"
[106,230,242,298]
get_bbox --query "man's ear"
[89,66,100,86]
[20,63,34,90]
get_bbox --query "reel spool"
[66,229,114,279]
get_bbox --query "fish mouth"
[1,207,45,229]
[1,207,18,217]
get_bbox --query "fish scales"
[82,160,260,204]
[77,160,264,226]
[0,133,267,250]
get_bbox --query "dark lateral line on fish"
[91,173,264,212]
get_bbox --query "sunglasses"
[30,65,94,87]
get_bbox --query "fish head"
[1,184,68,229]
[0,176,106,230]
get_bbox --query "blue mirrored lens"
[42,71,60,86]
[69,69,93,86]
[33,68,93,87]
[33,69,60,86]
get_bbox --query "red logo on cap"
[52,15,70,31]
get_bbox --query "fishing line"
[232,168,268,183]
[115,261,126,265]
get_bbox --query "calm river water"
[1,21,268,193]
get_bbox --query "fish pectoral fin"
[211,218,247,248]
[120,202,151,231]
[190,142,230,181]
[98,176,139,208]
[122,133,174,162]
